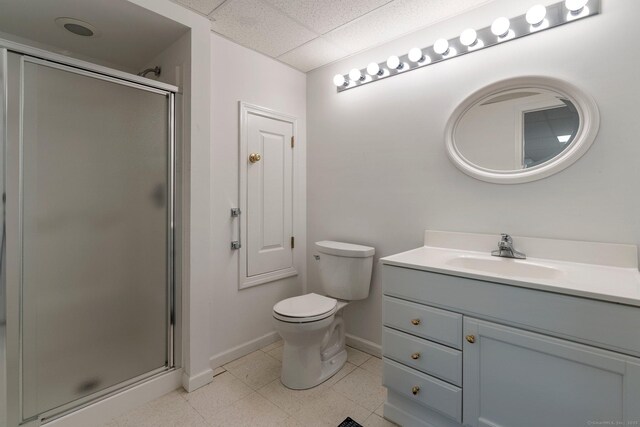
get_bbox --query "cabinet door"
[463,318,640,427]
[247,113,293,276]
[239,104,297,289]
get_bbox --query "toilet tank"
[315,241,375,301]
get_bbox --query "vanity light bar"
[334,0,599,92]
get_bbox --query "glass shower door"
[19,56,172,420]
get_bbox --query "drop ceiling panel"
[263,0,393,34]
[172,0,227,15]
[278,37,347,72]
[210,0,318,57]
[325,0,493,54]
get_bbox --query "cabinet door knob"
[249,153,261,163]
[411,352,421,360]
[466,335,476,344]
[410,318,421,326]
[411,386,420,395]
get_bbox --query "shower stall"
[0,42,177,426]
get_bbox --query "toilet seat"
[273,293,337,323]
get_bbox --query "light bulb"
[366,62,381,76]
[565,0,588,12]
[491,17,511,37]
[408,47,425,63]
[526,5,547,25]
[386,55,403,70]
[460,28,477,47]
[433,38,449,55]
[333,74,346,87]
[349,68,363,82]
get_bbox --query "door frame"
[238,102,298,289]
[1,41,178,425]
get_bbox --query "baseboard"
[346,333,382,358]
[181,367,214,392]
[386,391,460,427]
[46,369,183,427]
[384,401,433,427]
[209,331,280,369]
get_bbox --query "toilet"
[273,240,375,390]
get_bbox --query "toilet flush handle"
[314,255,320,260]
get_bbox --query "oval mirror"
[445,76,599,184]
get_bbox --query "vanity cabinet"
[381,264,640,427]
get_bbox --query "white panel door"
[246,113,293,277]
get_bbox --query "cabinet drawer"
[383,296,462,349]
[383,358,462,423]
[383,327,462,386]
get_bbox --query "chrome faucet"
[491,233,526,259]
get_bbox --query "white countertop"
[380,231,640,307]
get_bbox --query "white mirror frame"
[445,76,600,184]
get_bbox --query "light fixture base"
[336,0,599,93]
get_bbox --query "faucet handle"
[500,233,512,243]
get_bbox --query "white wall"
[210,33,307,366]
[306,0,640,348]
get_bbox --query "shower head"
[138,66,161,78]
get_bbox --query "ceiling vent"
[55,17,98,37]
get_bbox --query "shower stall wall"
[0,45,177,426]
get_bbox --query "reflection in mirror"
[454,88,580,171]
[522,100,578,168]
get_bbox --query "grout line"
[256,383,298,417]
[193,406,210,427]
[167,0,210,18]
[270,0,397,58]
[210,0,230,15]
[349,356,373,367]
[182,377,255,426]
[329,384,375,421]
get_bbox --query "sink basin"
[380,231,640,307]
[445,255,564,280]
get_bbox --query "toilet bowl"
[273,241,374,390]
[273,294,348,389]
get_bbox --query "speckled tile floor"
[102,342,397,427]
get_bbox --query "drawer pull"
[412,386,420,395]
[411,318,421,326]
[410,352,421,360]
[465,335,476,344]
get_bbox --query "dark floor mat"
[337,417,363,427]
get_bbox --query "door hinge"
[291,136,295,148]
[291,236,295,249]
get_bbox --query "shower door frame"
[0,39,179,426]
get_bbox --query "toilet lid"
[273,293,337,318]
